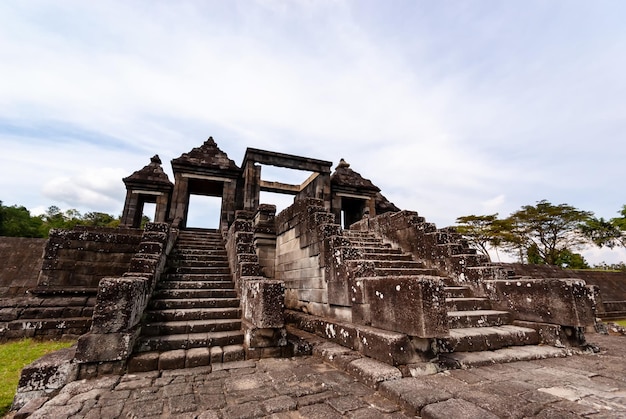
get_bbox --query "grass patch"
[0,339,74,416]
[614,319,626,327]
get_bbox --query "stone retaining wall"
[503,263,626,319]
[0,237,46,297]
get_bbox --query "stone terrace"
[11,333,626,418]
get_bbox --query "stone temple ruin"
[3,138,611,408]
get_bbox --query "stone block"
[242,279,285,328]
[490,278,597,327]
[346,357,402,389]
[357,326,422,365]
[365,276,448,338]
[90,276,150,333]
[210,346,223,364]
[186,347,210,368]
[127,352,159,373]
[223,345,245,363]
[75,329,139,362]
[421,398,499,419]
[13,347,78,410]
[159,350,186,370]
[243,322,287,348]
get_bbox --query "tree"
[0,202,45,237]
[582,205,626,249]
[455,214,500,262]
[501,200,592,266]
[82,212,120,228]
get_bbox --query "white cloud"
[42,168,127,214]
[0,1,624,264]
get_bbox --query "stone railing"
[351,210,597,341]
[224,210,287,359]
[74,222,175,377]
[276,198,448,340]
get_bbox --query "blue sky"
[1,0,625,264]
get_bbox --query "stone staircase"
[343,230,439,277]
[128,229,245,372]
[343,230,570,369]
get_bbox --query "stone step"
[158,280,236,289]
[135,330,244,352]
[141,318,242,336]
[350,242,390,250]
[128,345,246,372]
[446,297,491,312]
[171,248,228,256]
[175,239,224,249]
[162,273,233,281]
[438,344,570,369]
[359,248,407,256]
[373,267,440,276]
[360,253,416,262]
[447,310,512,328]
[167,260,230,268]
[153,289,238,299]
[148,298,240,310]
[370,260,426,269]
[444,286,471,298]
[144,307,242,322]
[166,266,231,274]
[5,317,91,331]
[344,231,375,237]
[435,325,539,353]
[168,253,229,262]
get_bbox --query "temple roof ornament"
[123,154,173,188]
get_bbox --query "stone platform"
[10,333,626,418]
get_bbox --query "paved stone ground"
[12,333,626,418]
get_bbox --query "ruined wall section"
[351,210,502,294]
[0,237,46,297]
[225,210,287,359]
[274,198,343,320]
[1,228,144,341]
[37,227,144,292]
[503,263,626,319]
[75,223,174,376]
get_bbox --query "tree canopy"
[454,199,617,268]
[0,201,123,238]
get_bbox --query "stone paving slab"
[10,333,626,418]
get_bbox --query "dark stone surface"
[13,334,626,418]
[0,237,46,297]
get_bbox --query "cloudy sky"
[1,1,625,264]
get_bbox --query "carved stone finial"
[150,155,162,165]
[337,158,350,169]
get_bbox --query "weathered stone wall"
[0,237,46,297]
[274,198,339,319]
[75,223,174,374]
[37,227,144,292]
[502,263,626,319]
[225,210,287,359]
[350,211,496,293]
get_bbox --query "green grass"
[0,339,74,417]
[614,319,626,327]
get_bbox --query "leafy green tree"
[502,200,592,266]
[455,214,499,262]
[0,202,45,237]
[583,205,626,249]
[81,212,120,228]
[456,200,594,266]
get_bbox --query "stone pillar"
[120,190,140,227]
[221,180,237,230]
[243,162,261,212]
[253,204,277,279]
[169,174,190,227]
[154,192,170,223]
